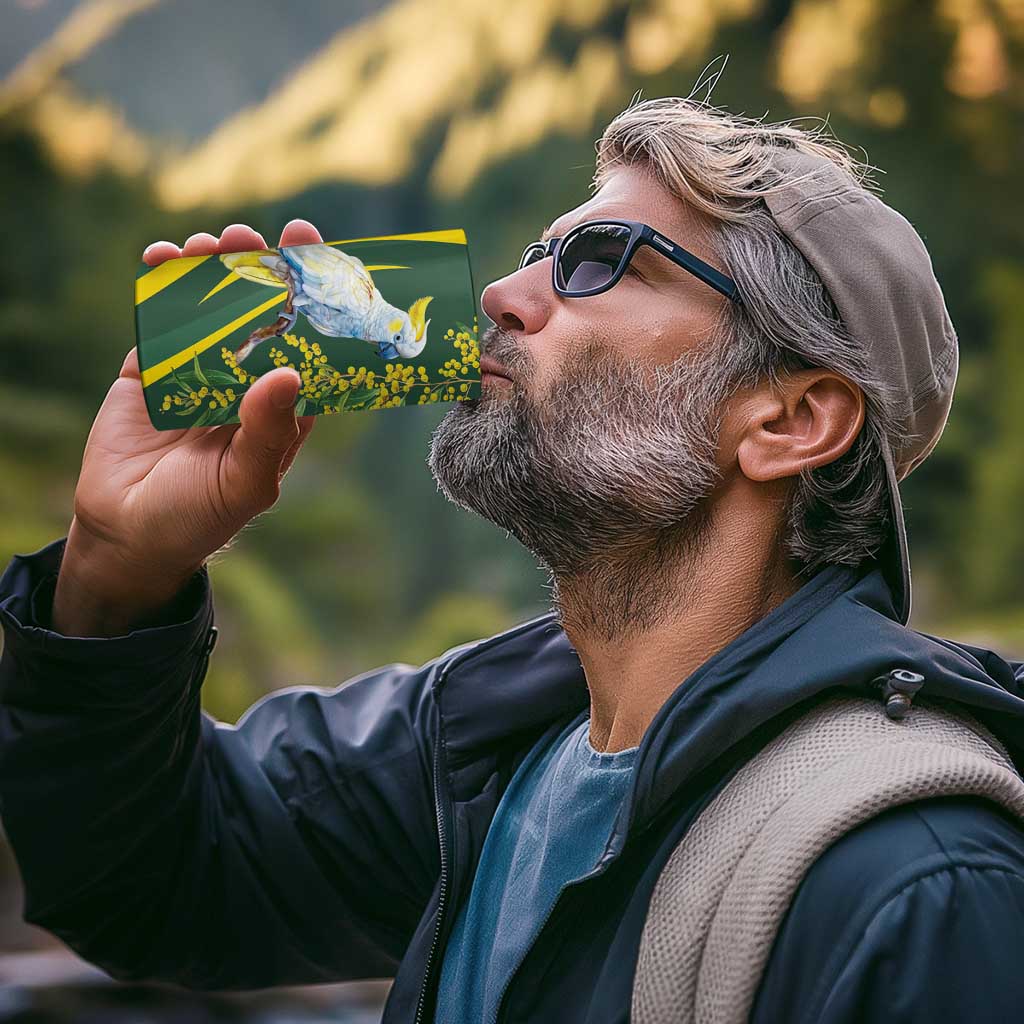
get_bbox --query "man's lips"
[479,355,514,383]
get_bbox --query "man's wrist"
[51,518,206,638]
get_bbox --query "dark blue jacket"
[2,536,1024,1023]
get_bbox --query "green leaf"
[344,386,375,405]
[345,390,379,411]
[295,398,307,416]
[204,369,243,388]
[193,352,209,386]
[175,371,202,391]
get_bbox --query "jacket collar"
[432,555,1024,849]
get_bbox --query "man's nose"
[481,266,551,335]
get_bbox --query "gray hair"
[593,94,912,578]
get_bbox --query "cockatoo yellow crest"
[409,295,433,342]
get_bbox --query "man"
[2,95,1024,1023]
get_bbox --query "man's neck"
[552,512,802,754]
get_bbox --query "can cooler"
[135,228,480,429]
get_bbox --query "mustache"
[479,324,528,373]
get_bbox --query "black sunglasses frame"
[518,218,741,303]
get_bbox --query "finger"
[182,231,220,256]
[278,218,324,248]
[119,346,141,380]
[279,414,316,480]
[142,240,182,266]
[219,223,269,254]
[223,368,302,510]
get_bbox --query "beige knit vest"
[631,694,1024,1024]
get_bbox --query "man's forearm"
[52,516,204,637]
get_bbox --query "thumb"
[224,367,302,512]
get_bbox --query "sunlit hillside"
[5,0,1020,209]
[1,0,1023,712]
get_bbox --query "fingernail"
[271,372,299,410]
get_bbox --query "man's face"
[479,163,727,396]
[427,163,741,604]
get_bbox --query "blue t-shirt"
[434,713,639,1023]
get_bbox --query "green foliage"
[392,592,517,668]
[2,0,1023,710]
[956,263,1024,612]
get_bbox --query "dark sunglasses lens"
[519,243,547,271]
[556,223,631,292]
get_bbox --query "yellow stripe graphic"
[135,253,211,304]
[140,291,287,388]
[325,229,466,246]
[199,271,240,304]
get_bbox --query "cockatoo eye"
[394,332,402,342]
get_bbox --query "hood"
[433,555,1024,861]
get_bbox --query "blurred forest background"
[0,0,1021,1018]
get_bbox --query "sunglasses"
[517,218,741,303]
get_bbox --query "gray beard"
[427,330,739,640]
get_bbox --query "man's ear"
[734,369,865,483]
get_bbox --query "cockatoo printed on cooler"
[219,243,433,364]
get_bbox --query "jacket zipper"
[409,615,592,1024]
[414,676,454,1024]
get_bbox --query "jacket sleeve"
[751,798,1024,1024]
[0,537,442,990]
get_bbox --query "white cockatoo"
[219,243,432,364]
